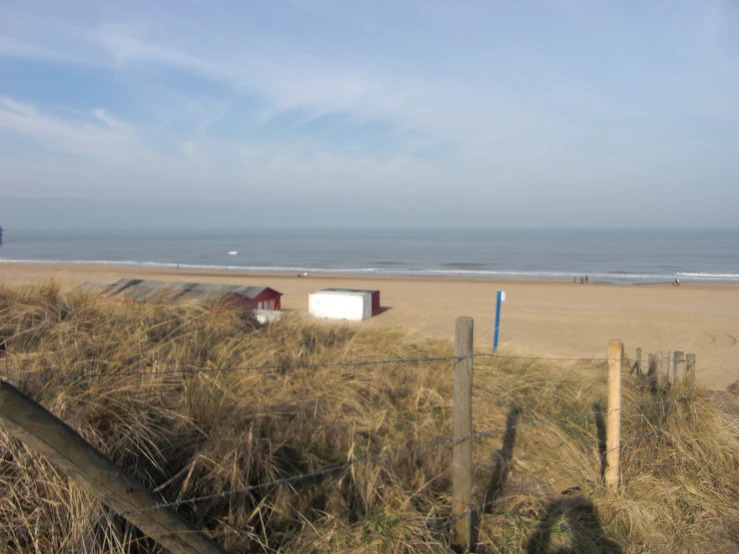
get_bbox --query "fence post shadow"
[646,354,659,396]
[592,402,607,481]
[468,402,520,552]
[484,402,520,513]
[525,496,623,554]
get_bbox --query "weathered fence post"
[0,381,227,554]
[674,351,687,385]
[668,351,676,385]
[452,317,474,551]
[635,348,642,377]
[686,354,696,389]
[606,339,622,492]
[657,352,664,384]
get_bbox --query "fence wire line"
[481,353,609,362]
[4,355,462,385]
[3,352,620,386]
[467,396,677,443]
[0,395,683,536]
[0,424,464,536]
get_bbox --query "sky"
[0,0,738,228]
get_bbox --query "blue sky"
[1,0,738,227]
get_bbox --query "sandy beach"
[1,262,738,391]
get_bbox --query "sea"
[1,228,739,285]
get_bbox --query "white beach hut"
[309,289,373,321]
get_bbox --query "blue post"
[493,289,503,355]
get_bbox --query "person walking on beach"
[585,275,589,284]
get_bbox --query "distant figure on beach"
[297,273,303,278]
[579,276,584,284]
[673,277,680,286]
[574,277,577,284]
[585,275,589,284]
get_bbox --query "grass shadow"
[592,402,607,481]
[525,496,623,554]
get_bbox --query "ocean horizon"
[1,228,739,285]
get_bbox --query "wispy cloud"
[1,0,738,226]
[0,96,153,166]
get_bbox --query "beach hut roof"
[89,279,278,304]
[321,287,380,294]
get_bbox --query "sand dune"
[1,262,738,391]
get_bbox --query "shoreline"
[1,262,738,391]
[0,260,736,288]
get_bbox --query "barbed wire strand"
[4,352,625,386]
[479,353,609,362]
[0,395,682,536]
[0,423,465,536]
[5,355,465,385]
[468,395,684,443]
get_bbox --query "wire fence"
[0,342,693,551]
[0,382,683,537]
[440,427,662,531]
[0,419,667,537]
[0,425,658,537]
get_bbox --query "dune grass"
[0,282,737,553]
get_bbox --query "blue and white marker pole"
[493,290,505,355]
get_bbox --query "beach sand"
[1,263,738,391]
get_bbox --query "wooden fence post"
[657,352,664,385]
[674,351,687,385]
[606,339,622,492]
[0,381,227,554]
[668,351,676,385]
[452,317,474,551]
[686,354,696,389]
[635,348,642,377]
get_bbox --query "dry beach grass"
[0,283,737,553]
